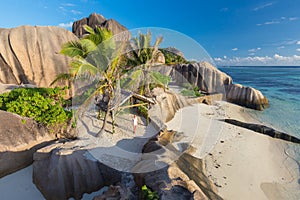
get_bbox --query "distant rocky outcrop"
[72,13,129,40]
[0,111,55,178]
[172,62,232,94]
[0,26,77,87]
[170,62,269,110]
[225,84,269,110]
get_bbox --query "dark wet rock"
[224,119,300,144]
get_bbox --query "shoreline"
[203,102,300,200]
[0,101,299,199]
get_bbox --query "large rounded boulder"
[0,25,77,87]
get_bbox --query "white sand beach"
[0,101,299,199]
[166,101,300,200]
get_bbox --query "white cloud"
[214,57,223,62]
[248,47,261,52]
[224,55,227,59]
[58,22,73,28]
[61,3,76,7]
[277,46,285,49]
[253,2,274,11]
[284,40,297,45]
[257,16,298,26]
[257,20,280,26]
[296,49,300,52]
[214,54,300,66]
[264,20,280,25]
[220,7,229,12]
[71,10,82,15]
[232,48,238,51]
[289,17,298,21]
[297,41,300,45]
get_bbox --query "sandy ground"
[204,102,300,200]
[0,100,299,199]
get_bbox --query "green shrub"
[137,104,148,118]
[142,185,159,200]
[180,85,203,97]
[0,87,72,126]
[160,48,187,64]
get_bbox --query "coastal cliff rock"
[225,84,269,110]
[150,87,189,122]
[133,129,222,200]
[0,111,55,178]
[72,13,129,39]
[172,62,232,94]
[171,62,269,110]
[33,142,126,200]
[0,26,77,87]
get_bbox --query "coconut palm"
[52,25,124,136]
[121,31,169,96]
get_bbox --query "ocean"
[218,66,300,139]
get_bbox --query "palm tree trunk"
[96,98,111,137]
[144,70,151,96]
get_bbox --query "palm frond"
[83,25,95,35]
[70,56,99,78]
[50,73,73,86]
[80,39,97,55]
[60,41,84,58]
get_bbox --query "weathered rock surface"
[33,141,127,200]
[225,84,269,110]
[0,25,77,87]
[150,87,190,122]
[0,111,55,178]
[72,13,129,39]
[170,62,269,110]
[172,62,232,94]
[133,129,223,200]
[0,82,36,94]
[93,185,129,200]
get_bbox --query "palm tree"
[121,31,168,96]
[52,25,123,136]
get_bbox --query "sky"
[1,0,300,66]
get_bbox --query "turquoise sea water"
[218,66,300,138]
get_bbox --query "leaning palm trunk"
[97,98,111,136]
[144,70,151,96]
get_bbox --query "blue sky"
[1,0,300,66]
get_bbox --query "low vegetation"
[142,185,159,200]
[0,87,73,127]
[160,48,188,64]
[180,84,203,97]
